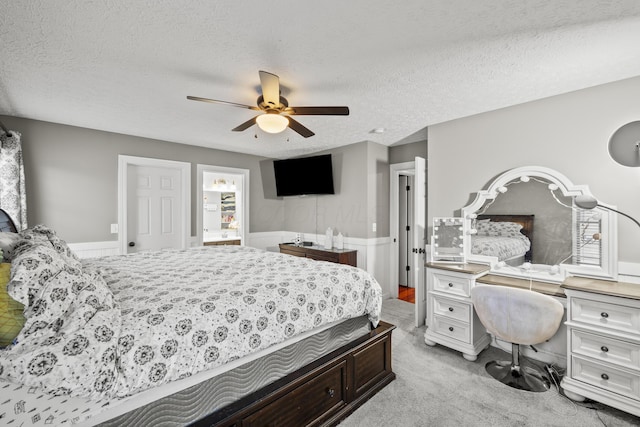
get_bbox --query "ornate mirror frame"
[461,166,618,282]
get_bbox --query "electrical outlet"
[372,222,377,232]
[110,224,118,234]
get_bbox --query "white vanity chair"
[471,284,564,392]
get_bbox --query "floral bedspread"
[0,226,382,400]
[471,235,530,261]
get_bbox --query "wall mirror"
[432,217,465,263]
[462,166,618,282]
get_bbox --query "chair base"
[485,359,551,392]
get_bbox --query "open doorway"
[398,174,415,303]
[390,157,426,327]
[197,164,249,246]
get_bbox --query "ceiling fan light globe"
[256,113,289,134]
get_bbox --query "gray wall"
[282,141,390,240]
[389,140,427,165]
[1,116,392,243]
[428,75,640,264]
[1,116,283,242]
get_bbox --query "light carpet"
[339,298,640,427]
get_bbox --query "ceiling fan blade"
[284,106,349,116]
[231,116,257,132]
[259,70,281,108]
[287,117,315,138]
[187,96,260,111]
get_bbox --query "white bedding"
[0,226,382,422]
[471,235,530,261]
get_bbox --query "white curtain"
[0,131,27,230]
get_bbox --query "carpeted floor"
[339,298,640,427]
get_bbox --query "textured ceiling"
[2,1,640,158]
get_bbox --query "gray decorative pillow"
[0,232,21,262]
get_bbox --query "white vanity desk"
[561,276,640,417]
[424,262,567,361]
[424,262,492,361]
[424,262,640,417]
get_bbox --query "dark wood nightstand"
[278,243,357,267]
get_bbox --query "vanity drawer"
[570,297,640,337]
[432,295,471,323]
[571,329,640,370]
[431,272,471,297]
[431,315,470,344]
[571,355,640,401]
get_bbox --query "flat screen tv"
[274,154,335,196]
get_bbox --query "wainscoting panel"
[247,231,393,299]
[68,233,394,298]
[68,241,119,258]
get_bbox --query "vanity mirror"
[432,217,465,263]
[462,166,618,282]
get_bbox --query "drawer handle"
[327,388,335,398]
[448,283,454,287]
[601,373,609,381]
[448,307,454,312]
[601,346,609,353]
[448,326,454,332]
[601,312,609,318]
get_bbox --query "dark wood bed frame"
[0,208,395,426]
[191,321,396,427]
[477,214,534,262]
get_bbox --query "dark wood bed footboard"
[190,321,396,427]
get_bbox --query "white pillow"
[476,221,523,237]
[0,232,21,262]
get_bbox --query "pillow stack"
[0,262,25,347]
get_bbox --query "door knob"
[128,241,135,247]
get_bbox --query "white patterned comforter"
[471,235,530,261]
[0,226,382,400]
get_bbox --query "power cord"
[544,363,607,427]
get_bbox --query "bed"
[472,214,534,265]
[0,213,394,426]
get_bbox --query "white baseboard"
[68,241,119,258]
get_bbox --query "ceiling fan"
[187,70,349,138]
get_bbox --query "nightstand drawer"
[571,355,640,401]
[432,272,471,297]
[571,329,640,370]
[432,295,470,323]
[431,316,470,344]
[570,297,640,337]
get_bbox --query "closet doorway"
[390,157,426,327]
[197,164,249,246]
[398,174,415,299]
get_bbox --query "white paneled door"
[118,156,190,254]
[127,164,182,252]
[413,156,427,328]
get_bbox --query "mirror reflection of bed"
[470,178,574,271]
[473,214,533,266]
